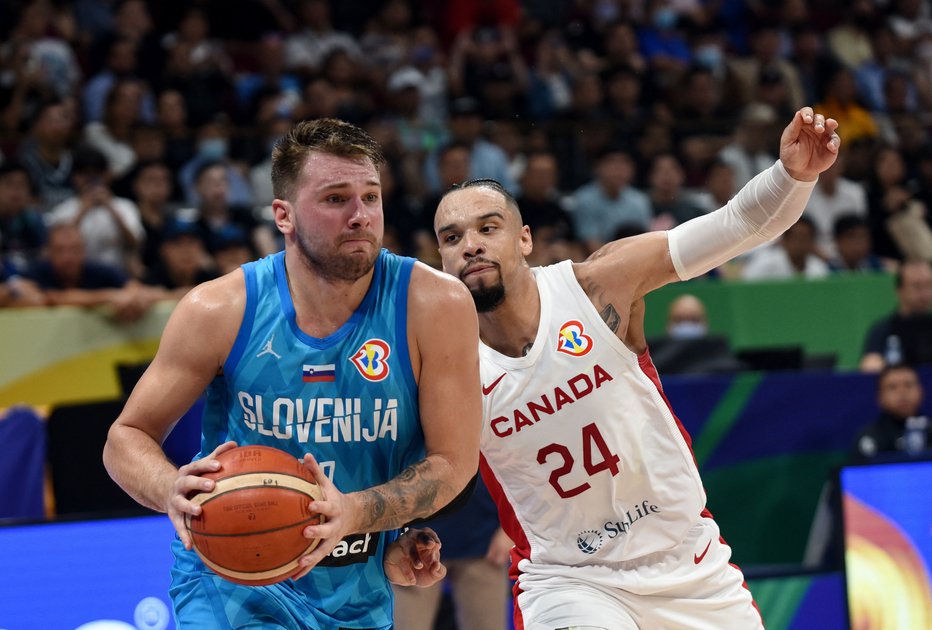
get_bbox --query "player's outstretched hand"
[384,527,447,587]
[168,440,238,550]
[779,106,840,182]
[293,451,357,579]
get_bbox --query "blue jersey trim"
[394,257,417,394]
[273,250,384,349]
[223,265,257,376]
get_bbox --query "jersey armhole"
[395,257,417,393]
[223,264,258,376]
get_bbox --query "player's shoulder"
[173,267,247,328]
[407,260,474,309]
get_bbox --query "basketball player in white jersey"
[433,107,840,629]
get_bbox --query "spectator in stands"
[741,216,830,281]
[854,24,912,114]
[849,364,931,463]
[692,158,736,214]
[27,223,158,320]
[0,160,45,274]
[861,260,932,372]
[318,48,373,124]
[828,214,889,273]
[209,224,255,276]
[191,161,276,259]
[4,1,82,100]
[516,151,581,266]
[249,115,293,209]
[0,263,44,307]
[83,78,151,177]
[648,294,746,374]
[730,21,804,111]
[384,66,445,157]
[603,65,650,146]
[804,152,869,258]
[86,0,162,86]
[406,24,450,126]
[569,146,651,254]
[423,97,516,195]
[646,152,705,230]
[82,36,155,125]
[815,65,879,145]
[448,24,528,120]
[666,294,709,340]
[789,23,841,107]
[284,0,362,76]
[827,0,877,70]
[143,219,217,298]
[160,7,234,127]
[155,88,194,172]
[865,144,928,261]
[130,160,177,275]
[718,102,779,190]
[46,144,144,274]
[672,66,736,186]
[17,98,77,212]
[637,0,692,87]
[179,115,254,208]
[526,29,577,121]
[233,33,302,126]
[358,0,414,73]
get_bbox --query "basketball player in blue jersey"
[433,107,840,630]
[103,118,483,629]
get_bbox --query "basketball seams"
[195,538,320,583]
[188,472,322,507]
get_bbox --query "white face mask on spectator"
[669,321,708,339]
[198,138,229,161]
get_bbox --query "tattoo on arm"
[356,459,446,532]
[599,303,621,333]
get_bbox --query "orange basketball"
[184,445,325,586]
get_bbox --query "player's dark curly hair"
[442,177,523,223]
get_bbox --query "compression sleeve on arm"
[667,160,817,280]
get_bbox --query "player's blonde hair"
[271,118,385,202]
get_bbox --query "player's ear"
[273,199,294,234]
[519,225,533,258]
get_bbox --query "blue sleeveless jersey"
[178,249,423,629]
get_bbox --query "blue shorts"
[169,539,389,630]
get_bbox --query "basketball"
[184,445,325,586]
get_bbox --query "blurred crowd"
[3,0,932,316]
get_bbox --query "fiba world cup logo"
[576,529,603,555]
[350,339,391,382]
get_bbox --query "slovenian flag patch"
[303,364,336,382]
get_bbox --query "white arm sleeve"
[667,160,817,280]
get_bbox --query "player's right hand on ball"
[167,440,238,549]
[292,451,357,579]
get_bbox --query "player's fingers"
[415,527,440,545]
[824,117,839,133]
[169,511,193,550]
[799,106,813,124]
[207,440,238,459]
[300,452,335,495]
[813,113,825,132]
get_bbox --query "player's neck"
[283,250,374,338]
[479,273,541,357]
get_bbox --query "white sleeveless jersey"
[479,261,707,574]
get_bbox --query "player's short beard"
[295,231,378,282]
[470,284,506,312]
